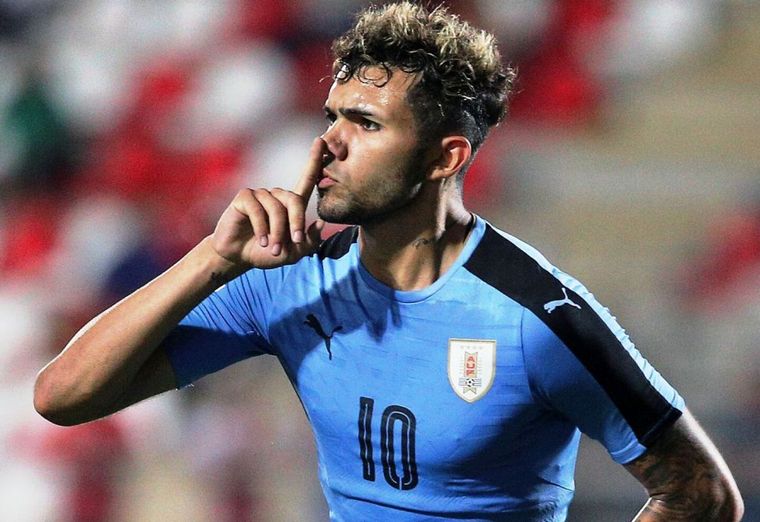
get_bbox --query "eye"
[360,119,380,131]
[325,112,336,127]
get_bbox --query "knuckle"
[274,188,299,204]
[235,188,252,200]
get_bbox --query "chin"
[316,200,361,225]
[316,192,411,227]
[317,211,362,226]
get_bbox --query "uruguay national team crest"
[447,339,496,402]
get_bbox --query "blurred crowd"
[1,0,757,520]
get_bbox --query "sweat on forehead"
[326,68,418,120]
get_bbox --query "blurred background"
[1,0,758,520]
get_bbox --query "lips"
[318,169,338,189]
[318,177,336,189]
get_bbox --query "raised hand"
[210,137,327,270]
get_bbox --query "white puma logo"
[543,288,581,314]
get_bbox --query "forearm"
[35,140,324,425]
[34,237,243,425]
[633,494,739,521]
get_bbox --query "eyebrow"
[323,105,378,118]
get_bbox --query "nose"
[321,125,347,161]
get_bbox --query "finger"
[254,189,289,256]
[293,137,326,200]
[272,188,307,244]
[232,189,269,247]
[305,219,325,249]
[286,219,323,261]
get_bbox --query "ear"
[427,135,472,182]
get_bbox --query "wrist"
[196,236,250,288]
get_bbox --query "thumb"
[305,219,325,249]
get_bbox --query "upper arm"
[624,409,744,521]
[161,271,276,387]
[80,266,272,419]
[522,308,684,464]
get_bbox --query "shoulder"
[467,223,684,451]
[465,222,622,352]
[464,221,571,311]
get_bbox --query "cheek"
[339,142,376,182]
[348,133,417,169]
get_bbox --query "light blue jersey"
[164,216,684,521]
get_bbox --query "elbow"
[721,484,744,522]
[33,369,64,425]
[704,479,744,522]
[734,499,745,522]
[33,367,84,427]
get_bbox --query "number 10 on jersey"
[358,396,419,490]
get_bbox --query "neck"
[358,191,473,291]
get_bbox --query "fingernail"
[271,243,282,256]
[259,236,269,247]
[293,230,304,243]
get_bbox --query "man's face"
[317,67,430,225]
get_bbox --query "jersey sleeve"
[521,285,685,464]
[162,266,285,388]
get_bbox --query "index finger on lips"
[293,137,326,200]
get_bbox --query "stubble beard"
[316,153,427,226]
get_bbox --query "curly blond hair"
[332,1,515,158]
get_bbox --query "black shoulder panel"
[464,225,681,446]
[317,226,359,260]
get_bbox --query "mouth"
[318,168,338,189]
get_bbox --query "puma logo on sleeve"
[543,288,582,314]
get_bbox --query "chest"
[270,298,544,477]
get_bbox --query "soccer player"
[34,3,743,520]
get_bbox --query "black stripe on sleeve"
[464,225,681,446]
[317,225,359,260]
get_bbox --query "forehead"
[326,66,417,121]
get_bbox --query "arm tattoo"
[624,410,742,521]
